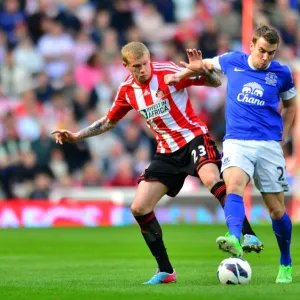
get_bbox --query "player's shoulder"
[152,61,181,73]
[115,74,134,96]
[119,74,134,88]
[219,51,248,64]
[220,51,246,58]
[269,60,292,74]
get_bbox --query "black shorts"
[138,134,221,197]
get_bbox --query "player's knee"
[226,179,246,195]
[202,175,220,191]
[269,208,285,220]
[131,203,149,216]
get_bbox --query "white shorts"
[221,140,289,193]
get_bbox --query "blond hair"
[121,42,150,65]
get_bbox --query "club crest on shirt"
[222,157,230,166]
[139,99,170,120]
[155,88,166,99]
[265,72,277,86]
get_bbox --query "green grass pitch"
[0,224,299,300]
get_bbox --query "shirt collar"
[248,55,271,70]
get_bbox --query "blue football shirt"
[212,51,296,141]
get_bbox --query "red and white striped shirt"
[107,61,209,153]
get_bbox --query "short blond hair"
[121,42,150,65]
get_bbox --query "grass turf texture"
[0,225,299,300]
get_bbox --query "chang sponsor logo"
[237,82,265,106]
[139,99,170,120]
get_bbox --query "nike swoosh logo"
[234,67,245,72]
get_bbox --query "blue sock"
[224,193,245,241]
[272,212,292,266]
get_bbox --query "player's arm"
[52,116,119,144]
[164,49,221,87]
[281,95,296,145]
[164,68,221,88]
[198,68,221,87]
[202,59,215,71]
[52,86,132,144]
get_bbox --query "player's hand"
[180,49,206,75]
[51,129,79,144]
[164,74,180,85]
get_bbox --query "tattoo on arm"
[202,69,222,87]
[77,116,118,140]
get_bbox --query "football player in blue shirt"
[166,24,296,283]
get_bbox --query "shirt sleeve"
[279,66,297,101]
[173,76,206,90]
[213,52,234,74]
[107,86,133,121]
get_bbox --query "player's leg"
[198,163,258,239]
[194,135,261,252]
[214,140,257,256]
[131,180,176,284]
[254,141,292,283]
[262,192,292,283]
[215,166,248,256]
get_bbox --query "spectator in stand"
[104,156,137,187]
[133,146,151,176]
[74,52,102,92]
[49,147,69,181]
[26,0,58,44]
[89,69,115,116]
[56,112,91,174]
[152,0,175,23]
[278,10,298,47]
[60,71,77,100]
[0,29,7,65]
[11,150,53,199]
[198,19,219,58]
[101,28,120,62]
[0,0,26,46]
[37,17,74,80]
[82,109,120,171]
[31,123,56,168]
[0,111,31,199]
[13,36,44,74]
[91,9,112,45]
[56,1,82,37]
[72,87,97,124]
[79,161,103,187]
[133,1,176,44]
[213,1,241,41]
[101,139,126,179]
[43,90,72,131]
[29,172,53,200]
[34,72,55,104]
[15,90,43,140]
[0,49,33,99]
[110,0,134,43]
[217,33,231,55]
[73,30,96,65]
[122,122,151,154]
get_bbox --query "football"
[217,257,252,284]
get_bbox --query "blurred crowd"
[0,0,299,200]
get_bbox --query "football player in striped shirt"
[52,42,262,284]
